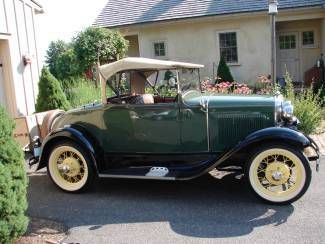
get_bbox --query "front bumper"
[27,136,42,168]
[306,135,320,172]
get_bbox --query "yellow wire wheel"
[48,142,93,192]
[248,146,311,203]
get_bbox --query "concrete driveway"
[27,157,325,243]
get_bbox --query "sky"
[37,0,108,63]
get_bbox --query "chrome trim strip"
[98,174,176,180]
[206,98,210,152]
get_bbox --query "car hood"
[183,93,275,108]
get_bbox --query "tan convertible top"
[99,57,204,103]
[99,57,204,81]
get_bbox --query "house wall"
[122,16,272,83]
[0,0,42,117]
[276,19,323,82]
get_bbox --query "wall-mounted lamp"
[23,54,32,66]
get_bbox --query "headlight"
[275,95,283,122]
[282,101,294,119]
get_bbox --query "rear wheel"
[246,145,311,204]
[47,141,95,192]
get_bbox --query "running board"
[98,166,175,180]
[98,174,175,180]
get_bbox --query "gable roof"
[94,0,325,28]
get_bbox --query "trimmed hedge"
[35,67,70,112]
[217,56,234,83]
[0,106,28,243]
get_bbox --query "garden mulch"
[14,217,67,244]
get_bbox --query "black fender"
[36,126,102,172]
[240,127,311,150]
[177,127,315,180]
[217,127,313,165]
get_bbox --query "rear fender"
[37,126,101,172]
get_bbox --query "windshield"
[106,68,201,99]
[178,68,201,92]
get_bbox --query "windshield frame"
[104,68,202,100]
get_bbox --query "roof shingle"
[94,0,325,28]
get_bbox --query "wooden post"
[97,61,106,104]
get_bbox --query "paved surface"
[27,157,325,244]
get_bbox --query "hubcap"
[265,162,290,185]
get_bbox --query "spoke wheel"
[247,146,311,204]
[48,142,94,192]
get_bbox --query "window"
[279,35,296,49]
[302,31,314,47]
[153,41,167,57]
[219,32,238,63]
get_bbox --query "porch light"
[268,0,278,14]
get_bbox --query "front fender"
[242,127,311,149]
[179,127,316,180]
[211,127,313,169]
[36,126,101,172]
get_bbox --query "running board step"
[99,166,175,180]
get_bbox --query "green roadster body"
[32,57,320,204]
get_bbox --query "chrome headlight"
[275,95,284,122]
[282,101,294,119]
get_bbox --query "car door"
[102,102,181,153]
[180,94,209,153]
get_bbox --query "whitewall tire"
[47,141,94,192]
[246,145,311,204]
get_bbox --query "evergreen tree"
[35,67,70,112]
[217,56,234,83]
[0,106,28,243]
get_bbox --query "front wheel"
[47,141,95,192]
[246,145,311,204]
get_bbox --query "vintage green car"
[32,57,320,204]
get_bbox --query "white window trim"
[152,40,168,58]
[216,30,241,66]
[302,30,316,49]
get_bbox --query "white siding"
[0,0,42,117]
[0,0,8,33]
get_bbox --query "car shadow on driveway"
[27,171,294,238]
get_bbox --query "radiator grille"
[212,112,272,150]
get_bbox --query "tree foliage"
[0,106,28,243]
[45,40,81,80]
[74,27,128,71]
[35,67,70,112]
[217,56,234,82]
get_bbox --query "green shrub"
[74,27,128,72]
[35,67,70,112]
[64,77,102,108]
[217,56,234,82]
[284,72,323,134]
[0,106,28,244]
